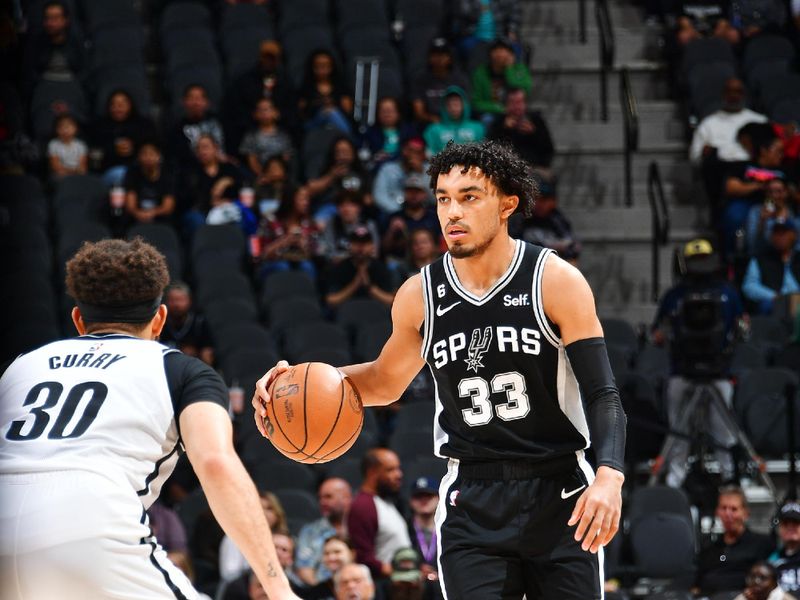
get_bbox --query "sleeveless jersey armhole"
[532,249,562,348]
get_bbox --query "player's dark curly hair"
[66,238,169,331]
[427,140,538,217]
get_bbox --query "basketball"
[263,362,364,464]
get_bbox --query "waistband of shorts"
[457,454,577,480]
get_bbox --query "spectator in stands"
[300,535,356,600]
[470,38,531,122]
[423,86,485,155]
[147,499,189,568]
[386,547,426,600]
[734,561,797,600]
[775,122,800,181]
[362,97,417,169]
[123,140,176,226]
[743,217,800,314]
[89,89,157,186]
[254,155,291,217]
[159,282,214,366]
[183,134,241,227]
[239,97,292,179]
[334,564,375,600]
[453,0,522,62]
[651,239,744,487]
[298,50,353,137]
[24,0,85,89]
[307,136,372,217]
[324,226,396,308]
[690,78,767,166]
[516,175,581,264]
[347,448,411,579]
[399,229,441,280]
[675,0,740,46]
[169,84,226,177]
[411,38,470,126]
[296,478,353,586]
[220,490,289,582]
[254,186,320,281]
[223,40,293,154]
[406,478,439,581]
[730,0,787,38]
[373,137,430,216]
[382,173,440,265]
[771,502,800,595]
[696,485,774,596]
[723,128,786,256]
[745,177,797,255]
[47,113,87,178]
[488,88,554,170]
[321,190,381,264]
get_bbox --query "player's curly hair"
[427,140,538,217]
[66,238,169,331]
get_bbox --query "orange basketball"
[263,362,364,464]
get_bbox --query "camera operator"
[652,239,747,488]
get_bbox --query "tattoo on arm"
[267,562,278,577]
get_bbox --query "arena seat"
[274,489,321,522]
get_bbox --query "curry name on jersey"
[420,240,591,462]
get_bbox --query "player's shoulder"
[163,349,219,382]
[541,250,590,292]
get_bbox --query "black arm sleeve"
[163,351,229,425]
[565,337,627,473]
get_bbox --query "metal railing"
[578,0,587,44]
[647,162,670,302]
[595,0,614,121]
[620,68,639,207]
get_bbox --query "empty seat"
[269,296,323,332]
[403,456,448,488]
[401,25,439,79]
[222,2,274,32]
[30,80,88,139]
[389,429,434,461]
[601,318,638,353]
[354,319,392,362]
[220,347,278,386]
[167,43,222,76]
[394,401,435,433]
[82,0,138,33]
[730,342,768,378]
[323,456,361,490]
[688,62,737,119]
[160,26,216,56]
[261,271,317,308]
[282,26,336,89]
[681,38,736,78]
[204,297,260,330]
[335,298,391,335]
[221,27,277,81]
[196,271,255,308]
[214,322,277,360]
[251,461,318,495]
[127,222,183,279]
[192,224,246,262]
[742,34,795,78]
[159,2,211,35]
[278,0,330,33]
[57,222,112,265]
[274,489,321,521]
[334,0,390,34]
[394,0,445,29]
[90,25,145,73]
[761,74,800,116]
[283,322,349,362]
[295,346,353,367]
[630,513,696,582]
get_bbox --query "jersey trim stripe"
[140,509,194,600]
[420,267,435,360]
[136,443,181,501]
[430,364,448,458]
[577,456,605,599]
[435,459,459,600]
[443,239,524,306]
[532,249,560,348]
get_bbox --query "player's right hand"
[252,360,290,438]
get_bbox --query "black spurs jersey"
[420,240,590,462]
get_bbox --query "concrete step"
[525,27,662,65]
[552,117,685,152]
[568,205,700,241]
[532,99,682,124]
[553,148,690,181]
[522,0,647,30]
[556,180,679,208]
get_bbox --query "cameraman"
[652,239,746,488]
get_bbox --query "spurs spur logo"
[465,327,492,373]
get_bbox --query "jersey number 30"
[5,381,108,441]
[459,371,530,426]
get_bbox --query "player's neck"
[450,233,516,296]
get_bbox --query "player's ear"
[150,304,168,340]
[501,194,519,219]
[71,306,87,335]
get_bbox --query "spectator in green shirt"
[471,38,532,122]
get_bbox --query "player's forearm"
[340,362,402,407]
[192,453,292,596]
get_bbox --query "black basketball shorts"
[435,455,604,600]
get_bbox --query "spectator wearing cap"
[382,173,440,265]
[296,478,353,587]
[361,97,418,171]
[24,0,86,90]
[223,40,294,154]
[696,486,775,596]
[386,548,428,600]
[168,84,227,178]
[743,217,800,314]
[323,226,396,308]
[453,0,522,63]
[373,137,431,216]
[321,190,381,265]
[411,38,471,126]
[406,478,439,582]
[422,86,485,156]
[514,175,580,264]
[470,38,531,123]
[488,87,554,170]
[770,502,800,595]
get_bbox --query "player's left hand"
[568,466,624,554]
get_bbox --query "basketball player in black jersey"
[254,141,626,599]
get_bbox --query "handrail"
[647,161,670,302]
[579,0,587,44]
[619,68,639,207]
[595,0,614,121]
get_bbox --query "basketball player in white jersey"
[254,141,626,599]
[0,238,300,600]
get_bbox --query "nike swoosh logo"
[436,301,461,316]
[561,485,586,499]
